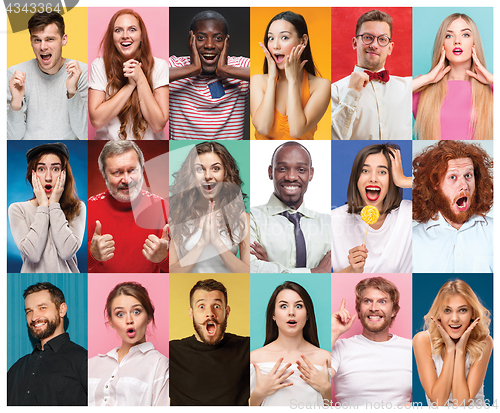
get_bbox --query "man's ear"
[62,33,68,47]
[309,166,314,181]
[58,302,67,318]
[352,36,358,50]
[268,165,273,180]
[225,305,231,317]
[387,41,394,56]
[189,307,193,321]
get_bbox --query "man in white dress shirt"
[412,141,493,273]
[331,277,412,405]
[331,10,412,140]
[250,142,331,273]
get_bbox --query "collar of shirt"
[265,194,315,219]
[423,212,486,232]
[98,341,155,361]
[33,332,70,353]
[354,65,386,74]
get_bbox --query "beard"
[434,188,476,225]
[359,311,393,333]
[28,315,61,340]
[193,317,227,346]
[106,173,144,203]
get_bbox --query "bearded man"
[412,141,493,273]
[169,279,250,405]
[330,277,412,405]
[7,282,87,406]
[88,140,169,273]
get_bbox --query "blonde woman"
[413,14,493,140]
[413,280,493,406]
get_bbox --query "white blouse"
[88,342,169,406]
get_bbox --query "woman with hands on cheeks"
[413,13,493,140]
[89,9,169,140]
[250,282,331,406]
[88,282,169,406]
[251,11,330,140]
[169,142,250,273]
[331,143,412,274]
[413,280,492,406]
[8,143,86,273]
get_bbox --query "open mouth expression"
[113,14,142,58]
[194,19,226,74]
[357,152,389,212]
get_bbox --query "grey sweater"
[8,201,86,273]
[7,58,88,140]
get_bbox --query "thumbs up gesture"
[143,224,169,263]
[90,220,115,262]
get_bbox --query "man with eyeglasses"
[331,10,412,140]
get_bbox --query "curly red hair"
[412,141,493,223]
[100,9,155,140]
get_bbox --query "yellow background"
[250,7,331,140]
[169,274,250,340]
[7,7,88,67]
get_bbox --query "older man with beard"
[7,282,87,406]
[412,141,493,273]
[331,277,412,405]
[88,141,169,273]
[169,279,250,405]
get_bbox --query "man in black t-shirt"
[170,278,250,405]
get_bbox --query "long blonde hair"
[414,14,492,140]
[424,279,490,363]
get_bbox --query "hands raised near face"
[188,30,202,76]
[9,70,26,110]
[466,45,493,85]
[332,298,357,342]
[430,316,480,354]
[65,60,82,97]
[388,147,412,189]
[284,44,307,83]
[123,59,145,87]
[31,171,49,207]
[49,170,66,205]
[259,42,278,81]
[199,201,225,250]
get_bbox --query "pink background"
[331,273,412,340]
[88,273,169,358]
[87,7,170,139]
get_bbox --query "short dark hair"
[270,141,312,168]
[264,281,319,347]
[28,12,65,37]
[355,277,400,325]
[347,142,402,215]
[355,10,393,38]
[23,282,65,310]
[190,10,228,35]
[190,279,228,307]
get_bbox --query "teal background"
[169,140,250,213]
[7,273,88,371]
[413,8,494,77]
[250,273,331,352]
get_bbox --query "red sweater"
[88,190,168,273]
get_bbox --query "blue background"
[412,273,493,405]
[7,141,88,273]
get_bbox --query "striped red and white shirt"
[169,56,250,140]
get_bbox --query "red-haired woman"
[89,9,169,140]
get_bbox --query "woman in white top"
[89,9,168,140]
[88,282,169,406]
[250,281,331,406]
[8,142,86,273]
[169,141,250,273]
[413,279,492,406]
[331,143,412,273]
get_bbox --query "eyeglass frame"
[356,33,392,47]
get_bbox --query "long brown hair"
[26,151,81,223]
[100,9,155,140]
[414,13,493,140]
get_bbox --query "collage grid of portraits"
[2,1,499,410]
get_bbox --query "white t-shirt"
[88,342,169,406]
[331,334,412,405]
[89,56,169,140]
[331,200,412,273]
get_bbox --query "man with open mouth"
[331,277,412,406]
[250,141,331,273]
[331,9,412,140]
[8,282,87,406]
[169,279,250,405]
[7,11,87,140]
[412,140,493,273]
[168,9,250,140]
[88,141,169,273]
